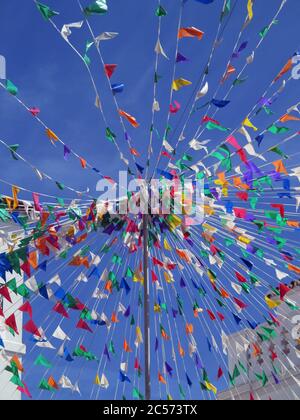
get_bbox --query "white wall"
[0,224,26,400]
[218,288,300,400]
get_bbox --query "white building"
[217,287,300,400]
[0,211,28,400]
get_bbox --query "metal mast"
[143,213,151,400]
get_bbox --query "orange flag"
[48,376,59,390]
[46,128,59,143]
[111,312,120,323]
[80,158,87,169]
[130,148,140,157]
[28,251,38,270]
[186,323,194,335]
[123,339,132,353]
[274,59,293,82]
[178,342,185,358]
[273,159,288,175]
[222,64,236,83]
[178,27,204,40]
[158,372,167,385]
[288,264,300,274]
[119,110,139,128]
[11,355,24,372]
[280,114,300,123]
[161,328,170,341]
[12,185,20,209]
[220,288,230,299]
[105,281,113,294]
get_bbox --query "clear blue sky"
[0,0,300,400]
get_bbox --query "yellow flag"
[136,326,143,344]
[12,186,20,209]
[164,238,172,251]
[243,117,258,131]
[154,304,161,313]
[205,381,217,395]
[94,375,101,385]
[265,296,281,309]
[247,0,254,21]
[164,271,173,284]
[172,78,192,91]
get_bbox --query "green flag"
[156,6,167,17]
[8,144,19,160]
[6,80,18,96]
[206,121,229,132]
[133,387,144,400]
[34,354,52,369]
[105,127,116,143]
[268,124,289,135]
[39,379,53,391]
[84,0,108,15]
[36,2,59,20]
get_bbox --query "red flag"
[217,367,223,379]
[104,64,117,79]
[152,257,164,267]
[271,203,285,218]
[76,319,93,333]
[279,283,291,301]
[29,107,40,117]
[5,313,19,335]
[23,320,41,337]
[207,309,216,321]
[53,302,69,318]
[151,270,158,283]
[217,312,225,322]
[233,297,247,310]
[134,358,141,370]
[0,285,12,303]
[20,261,31,278]
[19,302,33,319]
[235,272,247,283]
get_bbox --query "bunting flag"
[178,27,204,40]
[119,110,140,128]
[84,0,108,16]
[172,78,192,91]
[36,2,59,20]
[0,0,299,403]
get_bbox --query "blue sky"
[0,0,300,401]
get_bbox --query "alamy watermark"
[292,55,300,80]
[96,171,205,225]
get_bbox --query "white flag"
[153,99,160,112]
[95,32,119,44]
[244,143,266,161]
[231,282,242,295]
[59,376,74,390]
[120,362,128,372]
[76,272,88,283]
[90,252,101,266]
[61,21,84,42]
[100,374,109,389]
[53,326,71,341]
[163,139,174,154]
[155,39,169,59]
[246,51,255,64]
[196,82,208,100]
[275,269,289,280]
[49,274,61,286]
[25,276,39,293]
